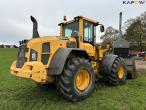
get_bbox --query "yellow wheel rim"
[117,65,124,79]
[75,70,90,91]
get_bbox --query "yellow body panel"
[11,61,54,83]
[27,36,76,68]
[80,42,95,56]
[10,36,77,83]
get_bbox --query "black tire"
[57,57,95,102]
[124,58,137,79]
[106,57,127,86]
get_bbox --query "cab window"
[64,21,79,37]
[83,21,94,43]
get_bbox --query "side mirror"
[100,25,105,32]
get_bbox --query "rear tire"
[57,57,95,102]
[106,57,127,86]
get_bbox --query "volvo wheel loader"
[10,16,127,102]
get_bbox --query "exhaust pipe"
[119,12,122,37]
[30,16,40,38]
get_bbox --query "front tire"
[106,57,127,86]
[58,57,95,102]
[102,57,127,86]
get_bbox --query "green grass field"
[0,48,146,110]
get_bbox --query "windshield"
[63,21,79,37]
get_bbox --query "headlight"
[30,49,38,61]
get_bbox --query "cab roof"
[58,16,99,26]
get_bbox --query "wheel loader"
[11,15,127,102]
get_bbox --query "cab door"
[80,20,96,57]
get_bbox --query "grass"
[0,48,146,110]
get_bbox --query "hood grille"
[16,45,27,68]
[41,42,50,65]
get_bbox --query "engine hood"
[25,36,77,65]
[27,36,75,46]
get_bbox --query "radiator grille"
[42,42,50,52]
[16,45,27,68]
[41,42,50,65]
[41,54,50,65]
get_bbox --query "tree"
[124,11,146,51]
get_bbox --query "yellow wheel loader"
[10,16,127,101]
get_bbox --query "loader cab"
[59,16,103,44]
[59,16,104,56]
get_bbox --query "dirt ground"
[135,60,146,74]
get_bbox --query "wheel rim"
[117,65,124,79]
[75,70,90,91]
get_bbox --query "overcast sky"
[0,0,145,45]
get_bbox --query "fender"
[48,48,90,75]
[101,54,118,74]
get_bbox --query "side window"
[84,21,94,43]
[65,29,72,37]
[64,21,79,38]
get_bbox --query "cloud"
[0,0,145,45]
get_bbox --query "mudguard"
[48,48,90,75]
[101,54,118,74]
